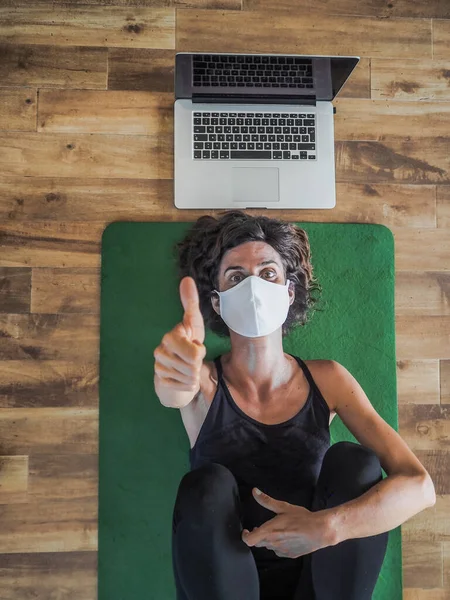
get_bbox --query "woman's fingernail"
[255,488,262,495]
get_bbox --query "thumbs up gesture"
[153,277,207,408]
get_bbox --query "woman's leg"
[171,462,260,600]
[293,441,390,600]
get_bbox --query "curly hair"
[173,210,323,338]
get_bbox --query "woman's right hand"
[153,276,207,407]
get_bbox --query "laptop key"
[220,151,230,159]
[202,151,210,158]
[194,151,201,158]
[230,151,271,159]
[273,151,282,159]
[283,151,291,159]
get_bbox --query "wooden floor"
[0,0,449,598]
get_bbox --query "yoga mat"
[99,221,402,600]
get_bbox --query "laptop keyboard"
[193,111,316,160]
[192,54,314,89]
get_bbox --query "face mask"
[213,275,291,338]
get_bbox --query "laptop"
[174,52,359,210]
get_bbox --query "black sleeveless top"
[189,353,331,569]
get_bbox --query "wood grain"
[31,268,99,314]
[397,360,440,405]
[38,90,173,134]
[108,48,175,91]
[442,361,450,404]
[372,59,450,101]
[396,317,450,360]
[336,139,449,184]
[0,497,97,552]
[0,89,37,132]
[392,229,450,271]
[0,552,97,600]
[0,178,436,226]
[0,314,99,361]
[334,99,450,140]
[0,5,175,49]
[29,454,98,500]
[433,19,450,61]
[437,186,450,228]
[176,9,432,58]
[0,456,28,505]
[0,44,107,89]
[0,222,103,268]
[395,272,450,316]
[403,542,442,589]
[243,0,450,19]
[0,361,98,408]
[0,407,98,454]
[0,267,31,313]
[0,132,173,179]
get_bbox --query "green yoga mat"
[99,221,402,600]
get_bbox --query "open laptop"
[174,52,359,210]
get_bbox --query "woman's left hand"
[241,488,333,559]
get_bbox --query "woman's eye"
[230,271,275,282]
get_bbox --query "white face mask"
[213,275,291,338]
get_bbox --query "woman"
[153,210,433,600]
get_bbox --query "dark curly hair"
[173,210,323,338]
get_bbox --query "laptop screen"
[175,53,359,102]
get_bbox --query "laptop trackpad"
[232,167,280,203]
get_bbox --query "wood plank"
[396,272,450,317]
[396,360,440,405]
[0,88,36,132]
[441,360,450,404]
[29,454,97,501]
[0,267,31,313]
[0,5,175,49]
[0,456,28,505]
[403,541,442,589]
[0,132,172,179]
[336,139,449,184]
[38,90,173,134]
[0,177,436,227]
[399,404,450,452]
[108,48,175,91]
[336,57,370,99]
[0,222,103,268]
[404,589,450,600]
[437,186,450,228]
[444,543,450,591]
[0,361,98,408]
[396,316,450,359]
[243,0,450,19]
[0,497,97,552]
[372,59,450,102]
[392,228,450,272]
[0,552,96,600]
[334,99,450,141]
[31,268,99,314]
[0,44,107,89]
[176,9,432,58]
[0,177,173,221]
[0,407,98,454]
[0,314,99,361]
[433,19,450,61]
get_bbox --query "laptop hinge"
[192,94,317,106]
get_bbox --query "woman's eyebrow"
[223,260,279,275]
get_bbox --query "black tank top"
[189,353,330,568]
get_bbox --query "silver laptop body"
[174,53,359,210]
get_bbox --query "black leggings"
[172,441,389,600]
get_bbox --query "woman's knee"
[318,441,383,505]
[174,463,238,515]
